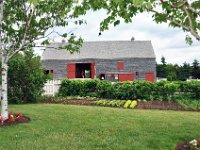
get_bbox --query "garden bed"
[42,99,188,111]
[42,99,95,105]
[136,101,183,110]
[0,115,31,127]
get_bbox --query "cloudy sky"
[39,10,200,65]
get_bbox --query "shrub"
[96,80,113,98]
[58,79,83,96]
[188,81,200,99]
[58,79,200,102]
[7,50,49,104]
[124,100,132,108]
[82,79,100,96]
[95,100,126,108]
[164,82,178,100]
[152,81,169,100]
[113,82,136,100]
[130,100,137,109]
[133,81,153,100]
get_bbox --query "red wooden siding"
[145,72,155,82]
[117,62,124,70]
[118,73,134,82]
[67,64,76,78]
[91,63,95,79]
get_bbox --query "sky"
[38,10,200,65]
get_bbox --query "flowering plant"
[189,139,200,150]
[8,112,15,123]
[16,113,23,119]
[0,115,4,125]
[0,112,23,126]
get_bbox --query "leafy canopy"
[1,0,84,61]
[75,0,200,44]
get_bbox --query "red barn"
[42,40,156,82]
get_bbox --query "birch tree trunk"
[1,57,8,119]
[0,1,7,119]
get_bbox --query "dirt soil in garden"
[136,101,184,110]
[0,116,31,127]
[43,99,96,106]
[42,99,187,111]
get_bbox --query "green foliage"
[82,79,100,96]
[157,58,200,81]
[7,50,49,104]
[96,80,113,98]
[164,82,178,100]
[123,100,132,108]
[113,82,136,100]
[2,0,83,53]
[134,81,153,100]
[130,100,137,109]
[176,99,200,111]
[58,79,84,96]
[58,79,200,101]
[78,0,200,42]
[191,59,200,79]
[188,81,200,99]
[95,100,129,108]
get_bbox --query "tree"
[177,62,191,81]
[0,0,83,119]
[8,50,49,104]
[166,64,177,81]
[191,59,200,79]
[76,0,200,44]
[161,56,167,66]
[156,57,167,78]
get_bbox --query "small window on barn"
[44,69,54,75]
[99,74,105,80]
[117,61,124,70]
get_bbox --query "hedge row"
[58,79,200,100]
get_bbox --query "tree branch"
[8,6,35,61]
[150,9,200,41]
[184,0,200,16]
[182,5,200,40]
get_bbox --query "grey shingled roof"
[42,41,156,60]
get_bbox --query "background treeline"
[157,57,200,81]
[58,79,200,101]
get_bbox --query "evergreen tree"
[191,59,200,79]
[161,56,167,66]
[156,57,167,78]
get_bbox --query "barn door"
[118,73,134,82]
[91,63,96,79]
[145,72,155,82]
[67,64,76,78]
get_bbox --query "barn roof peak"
[42,40,156,60]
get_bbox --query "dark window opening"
[76,63,91,78]
[44,69,53,75]
[99,74,105,80]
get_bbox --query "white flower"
[189,139,197,146]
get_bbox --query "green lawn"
[0,104,200,150]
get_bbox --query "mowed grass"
[0,104,200,150]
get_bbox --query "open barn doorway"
[76,63,91,78]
